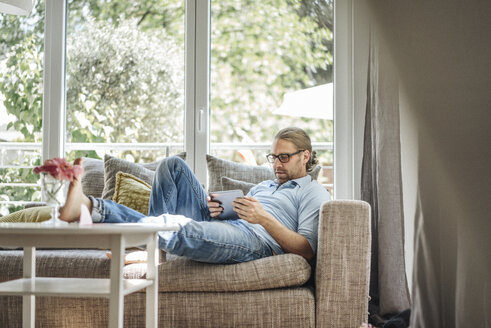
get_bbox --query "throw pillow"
[81,157,105,198]
[206,154,322,192]
[220,176,256,195]
[101,155,158,200]
[112,172,152,215]
[206,155,275,192]
[0,206,52,223]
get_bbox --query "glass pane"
[0,2,45,216]
[65,0,185,163]
[210,0,334,193]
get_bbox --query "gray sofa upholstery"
[0,155,371,327]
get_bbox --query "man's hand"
[232,196,269,224]
[207,196,223,218]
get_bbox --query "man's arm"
[232,197,314,260]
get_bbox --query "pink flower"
[33,157,84,181]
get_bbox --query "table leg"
[22,247,35,328]
[146,233,159,328]
[109,236,125,328]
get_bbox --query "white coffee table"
[0,222,180,328]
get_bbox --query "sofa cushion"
[159,253,312,292]
[0,250,110,282]
[0,206,52,223]
[101,155,159,200]
[0,250,311,292]
[112,172,152,214]
[81,157,105,198]
[207,155,275,192]
[124,253,312,292]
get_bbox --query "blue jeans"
[94,156,274,263]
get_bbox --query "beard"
[274,166,305,185]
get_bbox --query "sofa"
[0,154,371,327]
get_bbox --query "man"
[60,127,330,263]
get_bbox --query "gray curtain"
[361,30,411,317]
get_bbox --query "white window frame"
[334,0,361,200]
[42,0,66,161]
[41,0,355,196]
[185,0,210,184]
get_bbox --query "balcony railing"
[0,141,333,210]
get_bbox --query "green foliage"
[1,0,333,147]
[68,0,184,37]
[0,1,45,59]
[0,25,43,214]
[0,35,43,142]
[66,16,184,145]
[0,154,41,216]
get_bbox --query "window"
[65,0,185,163]
[0,0,339,216]
[0,2,45,215]
[210,0,334,192]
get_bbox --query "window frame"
[333,0,355,199]
[185,0,210,183]
[42,0,66,162]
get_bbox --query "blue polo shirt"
[245,175,330,255]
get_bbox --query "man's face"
[271,139,309,185]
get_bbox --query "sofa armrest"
[315,200,371,328]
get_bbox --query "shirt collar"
[272,175,312,188]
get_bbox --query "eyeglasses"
[266,150,305,164]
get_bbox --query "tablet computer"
[209,189,244,220]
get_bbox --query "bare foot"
[59,158,92,222]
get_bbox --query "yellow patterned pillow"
[112,171,151,215]
[0,206,52,223]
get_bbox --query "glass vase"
[40,173,69,225]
